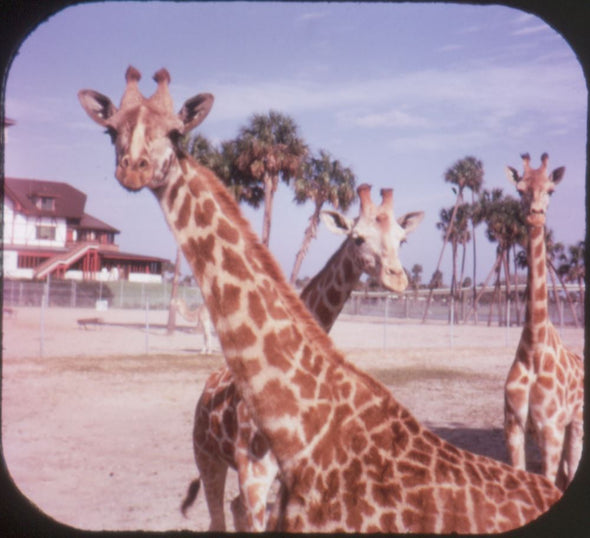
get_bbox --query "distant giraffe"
[181,184,424,530]
[79,67,561,532]
[504,153,583,490]
[170,297,214,354]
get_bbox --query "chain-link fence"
[2,279,584,327]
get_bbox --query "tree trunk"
[488,255,502,326]
[260,173,278,246]
[290,203,322,285]
[471,203,478,324]
[502,248,511,327]
[166,249,181,335]
[422,192,462,323]
[548,260,580,327]
[463,251,503,323]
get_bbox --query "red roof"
[78,213,119,233]
[5,177,87,219]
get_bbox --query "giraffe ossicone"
[504,153,584,490]
[79,67,562,532]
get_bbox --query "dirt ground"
[1,306,585,532]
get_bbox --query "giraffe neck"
[524,224,550,342]
[300,239,363,332]
[153,154,346,470]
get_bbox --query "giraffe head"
[78,66,213,192]
[506,153,565,227]
[321,184,423,291]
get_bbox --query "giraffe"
[504,153,584,491]
[78,67,562,532]
[170,297,214,354]
[180,185,424,531]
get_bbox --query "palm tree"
[233,111,308,245]
[422,156,484,322]
[558,240,585,304]
[187,134,265,207]
[289,150,356,285]
[479,189,527,325]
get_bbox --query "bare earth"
[1,306,585,532]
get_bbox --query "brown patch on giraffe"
[379,512,397,531]
[342,258,354,281]
[263,326,301,372]
[463,460,483,487]
[247,291,267,329]
[183,234,215,280]
[218,323,257,353]
[342,458,374,529]
[532,306,546,324]
[537,375,554,391]
[372,482,403,507]
[302,402,331,443]
[534,285,547,301]
[316,303,333,329]
[249,431,270,460]
[301,346,323,376]
[389,421,410,456]
[271,426,304,459]
[291,368,317,400]
[219,283,241,316]
[397,460,430,488]
[167,175,184,212]
[175,193,192,230]
[406,488,438,530]
[440,489,470,532]
[326,286,341,307]
[221,246,253,281]
[555,364,566,385]
[434,458,465,486]
[194,198,215,228]
[258,378,299,416]
[217,217,240,244]
[222,406,236,439]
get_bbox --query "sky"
[3,1,587,285]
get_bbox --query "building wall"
[3,199,67,248]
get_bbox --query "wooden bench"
[77,317,104,330]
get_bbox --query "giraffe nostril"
[121,156,130,168]
[138,158,149,170]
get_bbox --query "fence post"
[40,285,47,358]
[145,297,150,355]
[449,295,454,348]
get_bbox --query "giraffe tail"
[180,477,201,517]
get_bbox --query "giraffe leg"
[234,426,279,531]
[536,421,565,486]
[559,418,583,489]
[195,449,229,531]
[504,367,530,469]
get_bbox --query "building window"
[34,196,56,211]
[36,225,56,240]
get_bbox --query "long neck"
[153,154,346,468]
[524,224,549,337]
[299,238,363,333]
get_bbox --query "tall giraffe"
[170,297,214,354]
[504,153,584,490]
[181,185,424,531]
[79,67,561,532]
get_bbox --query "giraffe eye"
[354,236,365,246]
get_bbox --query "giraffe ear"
[78,90,118,126]
[178,93,214,134]
[505,166,520,186]
[550,166,565,185]
[321,210,354,235]
[397,211,424,234]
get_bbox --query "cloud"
[512,24,550,36]
[296,10,330,23]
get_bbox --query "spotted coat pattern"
[78,69,562,532]
[504,154,583,490]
